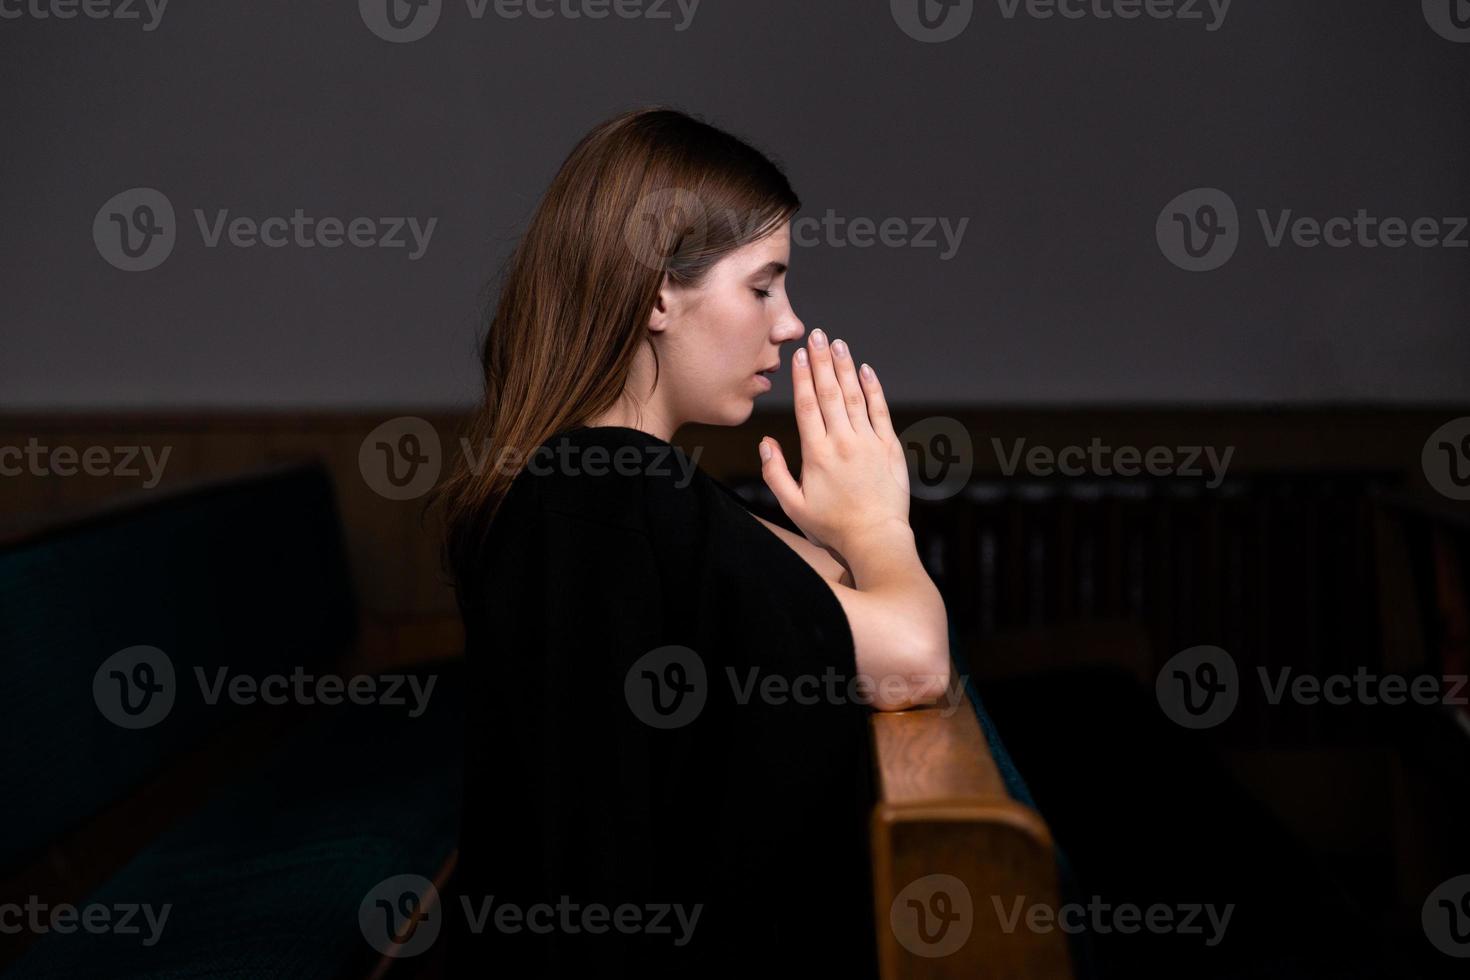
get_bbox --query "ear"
[647,272,674,334]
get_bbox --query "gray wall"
[2,0,1467,409]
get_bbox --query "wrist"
[835,517,915,562]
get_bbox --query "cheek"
[703,296,765,376]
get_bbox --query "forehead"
[725,220,791,271]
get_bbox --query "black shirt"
[449,425,878,977]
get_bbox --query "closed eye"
[753,288,773,300]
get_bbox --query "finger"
[806,328,852,435]
[858,361,895,440]
[758,437,803,516]
[830,338,872,433]
[791,346,826,445]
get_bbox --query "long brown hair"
[436,106,800,589]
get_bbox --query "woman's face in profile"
[655,220,806,426]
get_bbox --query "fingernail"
[810,329,827,350]
[795,348,809,367]
[832,339,848,358]
[758,441,772,463]
[860,362,874,380]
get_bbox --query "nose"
[774,310,805,345]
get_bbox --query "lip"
[753,372,773,392]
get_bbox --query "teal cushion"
[9,665,461,978]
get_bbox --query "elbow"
[866,637,953,713]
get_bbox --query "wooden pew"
[870,697,1075,978]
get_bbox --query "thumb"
[758,437,803,515]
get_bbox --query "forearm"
[836,520,952,710]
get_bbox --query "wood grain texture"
[870,703,1074,979]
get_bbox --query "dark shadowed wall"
[2,0,1467,408]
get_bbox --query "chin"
[695,398,757,428]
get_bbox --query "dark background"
[2,0,1467,408]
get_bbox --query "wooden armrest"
[870,700,1074,979]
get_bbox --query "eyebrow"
[748,261,787,279]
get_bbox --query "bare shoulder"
[748,512,854,589]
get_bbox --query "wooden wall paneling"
[194,428,270,482]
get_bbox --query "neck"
[588,398,679,443]
[589,346,682,441]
